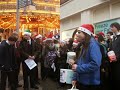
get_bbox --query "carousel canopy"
[0,0,60,30]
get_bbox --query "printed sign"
[94,18,120,34]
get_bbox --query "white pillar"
[81,10,92,24]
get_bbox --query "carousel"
[0,0,60,41]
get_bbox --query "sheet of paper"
[24,59,37,70]
[51,63,56,72]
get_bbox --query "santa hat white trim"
[78,27,92,36]
[36,34,42,39]
[46,38,53,41]
[23,32,31,36]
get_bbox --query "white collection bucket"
[60,69,74,84]
[67,52,76,63]
[67,85,79,90]
[60,69,66,83]
[107,50,117,62]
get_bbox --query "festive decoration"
[0,0,60,38]
[23,29,31,36]
[78,24,94,36]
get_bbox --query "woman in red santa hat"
[69,24,102,90]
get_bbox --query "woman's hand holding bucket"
[69,59,75,65]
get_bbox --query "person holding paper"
[19,30,38,90]
[70,24,102,90]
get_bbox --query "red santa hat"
[98,32,105,37]
[77,24,94,36]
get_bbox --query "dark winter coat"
[34,42,42,62]
[111,35,120,60]
[19,39,37,61]
[0,41,17,71]
[110,34,120,81]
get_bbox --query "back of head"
[11,32,19,40]
[8,36,18,42]
[97,34,105,43]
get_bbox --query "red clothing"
[47,33,53,38]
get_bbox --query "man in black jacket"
[110,22,120,90]
[0,36,17,90]
[19,30,38,90]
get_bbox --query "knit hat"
[23,30,31,36]
[35,34,42,39]
[78,24,94,36]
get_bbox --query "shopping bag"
[67,85,79,90]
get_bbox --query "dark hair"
[82,32,91,59]
[8,36,18,42]
[97,34,105,43]
[35,38,40,43]
[107,31,113,35]
[10,32,19,41]
[54,39,59,44]
[110,22,120,31]
[72,29,78,39]
[67,38,73,50]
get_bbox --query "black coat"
[110,35,120,81]
[0,41,17,71]
[19,39,37,61]
[111,35,120,60]
[34,42,42,62]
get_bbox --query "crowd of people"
[70,22,120,90]
[0,22,120,90]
